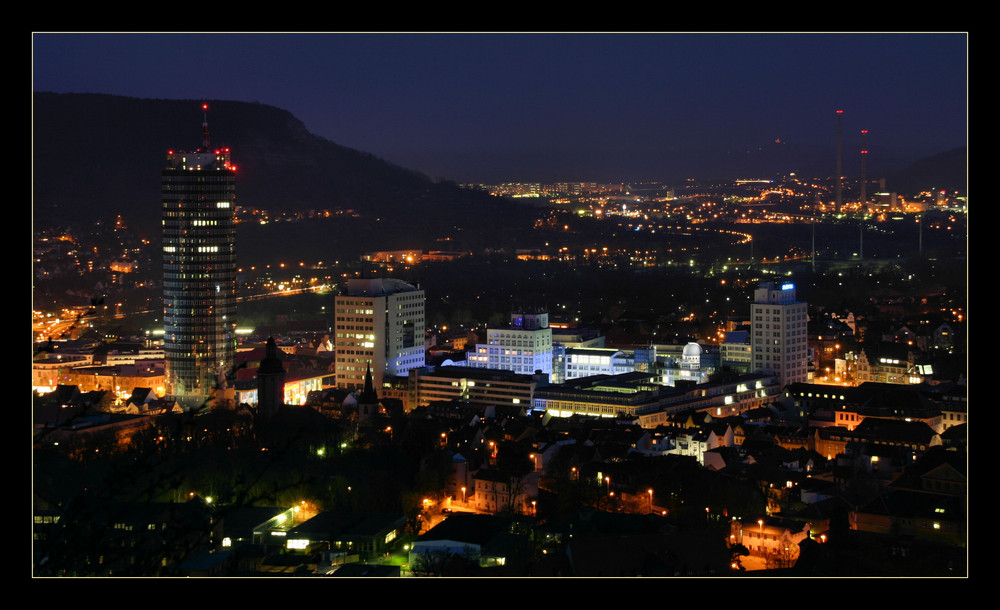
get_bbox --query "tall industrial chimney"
[835,110,844,214]
[860,129,869,208]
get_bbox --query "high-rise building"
[161,106,237,410]
[468,309,554,377]
[750,281,808,388]
[334,278,425,390]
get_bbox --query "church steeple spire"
[355,362,380,427]
[359,362,378,405]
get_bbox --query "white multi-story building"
[555,347,634,382]
[468,310,553,377]
[750,281,809,388]
[334,278,425,390]
[720,330,752,374]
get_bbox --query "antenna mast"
[859,129,868,261]
[202,103,211,150]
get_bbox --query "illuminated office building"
[468,310,553,377]
[750,281,808,388]
[334,278,425,390]
[161,107,237,409]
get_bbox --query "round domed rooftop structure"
[682,342,702,358]
[682,342,702,369]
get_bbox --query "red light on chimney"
[836,109,844,114]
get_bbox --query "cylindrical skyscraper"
[162,105,237,410]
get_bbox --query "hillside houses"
[34,324,966,577]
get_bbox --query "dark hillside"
[32,92,534,249]
[886,146,967,195]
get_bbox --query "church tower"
[357,362,379,426]
[256,337,286,420]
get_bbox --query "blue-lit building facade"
[467,310,554,377]
[161,123,237,410]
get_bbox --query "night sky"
[32,32,967,184]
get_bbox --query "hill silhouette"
[32,92,534,251]
[32,92,964,264]
[887,146,967,196]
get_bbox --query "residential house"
[408,513,517,574]
[854,343,925,385]
[813,426,851,461]
[472,468,538,514]
[852,490,964,546]
[730,516,813,568]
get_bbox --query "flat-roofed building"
[558,347,633,381]
[531,372,666,419]
[751,282,809,388]
[720,330,752,373]
[410,365,546,409]
[532,372,782,426]
[334,278,425,391]
[468,310,553,377]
